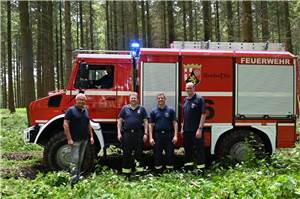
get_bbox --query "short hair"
[156,92,166,98]
[129,92,138,98]
[186,82,195,88]
[75,93,87,100]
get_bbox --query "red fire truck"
[24,41,299,171]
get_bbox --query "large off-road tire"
[215,129,266,163]
[43,131,96,171]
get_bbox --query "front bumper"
[23,125,41,143]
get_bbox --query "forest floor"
[0,109,300,198]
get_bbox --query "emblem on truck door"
[184,64,202,85]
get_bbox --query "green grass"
[0,109,300,198]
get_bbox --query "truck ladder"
[170,41,285,51]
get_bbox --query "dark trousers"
[122,130,144,172]
[154,131,174,168]
[183,131,205,166]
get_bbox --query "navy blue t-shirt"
[64,106,90,141]
[118,105,147,130]
[183,94,205,132]
[149,106,176,131]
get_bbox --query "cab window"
[75,65,114,89]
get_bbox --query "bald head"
[75,93,87,109]
[186,82,195,97]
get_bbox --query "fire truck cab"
[24,41,299,171]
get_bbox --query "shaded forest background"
[1,0,300,113]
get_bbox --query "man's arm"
[172,120,178,144]
[117,118,123,141]
[149,122,155,145]
[63,119,73,145]
[89,123,94,144]
[143,119,148,143]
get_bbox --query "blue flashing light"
[131,42,140,48]
[129,40,141,57]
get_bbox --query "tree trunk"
[283,2,292,52]
[182,1,187,41]
[113,1,118,49]
[226,1,234,42]
[89,1,94,49]
[105,1,110,49]
[7,1,15,112]
[55,7,60,89]
[1,37,7,108]
[236,1,241,41]
[42,1,55,95]
[19,1,35,108]
[261,1,269,42]
[146,0,152,47]
[203,1,211,41]
[64,1,72,84]
[59,1,63,88]
[167,1,175,44]
[215,1,220,42]
[241,1,253,42]
[276,2,281,42]
[141,1,146,47]
[36,1,43,98]
[76,2,79,49]
[132,1,138,39]
[162,2,167,46]
[188,1,193,41]
[79,1,84,48]
[121,2,125,49]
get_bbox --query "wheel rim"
[56,144,72,169]
[229,142,250,162]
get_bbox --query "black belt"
[155,130,172,134]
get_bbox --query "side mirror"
[79,62,89,79]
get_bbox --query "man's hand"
[90,137,94,145]
[67,138,74,146]
[149,138,155,146]
[195,128,202,139]
[143,134,148,143]
[117,134,122,142]
[172,135,178,144]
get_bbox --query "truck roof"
[141,48,296,58]
[76,49,296,59]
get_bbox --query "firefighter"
[117,92,148,176]
[63,93,94,186]
[149,93,178,172]
[181,82,206,171]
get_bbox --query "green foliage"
[0,109,42,152]
[0,109,300,198]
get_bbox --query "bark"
[276,2,281,42]
[19,1,35,108]
[64,1,72,83]
[113,1,117,49]
[261,1,269,41]
[236,1,241,41]
[182,1,187,41]
[55,11,60,89]
[36,1,43,98]
[79,1,84,48]
[167,1,175,44]
[1,37,7,108]
[215,1,220,42]
[226,1,234,42]
[283,2,292,52]
[42,1,54,95]
[105,1,110,49]
[241,1,253,42]
[121,1,125,49]
[141,1,146,46]
[146,0,151,47]
[203,1,211,41]
[89,1,94,49]
[59,1,63,88]
[7,1,15,112]
[188,1,193,41]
